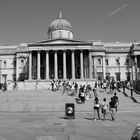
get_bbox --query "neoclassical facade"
[0,13,140,90]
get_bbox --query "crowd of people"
[50,78,119,121]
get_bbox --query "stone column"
[72,50,75,79]
[131,57,135,81]
[80,50,84,79]
[29,51,32,80]
[16,56,19,81]
[46,51,49,79]
[54,51,58,79]
[102,56,106,80]
[89,51,93,79]
[135,56,138,80]
[37,51,40,80]
[132,57,136,81]
[92,56,96,79]
[63,50,66,79]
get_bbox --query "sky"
[0,0,139,45]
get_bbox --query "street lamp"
[116,57,121,81]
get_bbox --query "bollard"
[65,103,75,119]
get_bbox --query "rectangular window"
[126,59,129,66]
[115,72,121,81]
[105,59,109,65]
[98,58,101,65]
[126,72,131,81]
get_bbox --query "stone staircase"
[0,88,139,113]
[97,88,140,112]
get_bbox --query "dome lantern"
[58,12,62,19]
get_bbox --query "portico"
[28,49,90,81]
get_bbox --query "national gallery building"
[0,13,140,90]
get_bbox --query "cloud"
[96,3,128,23]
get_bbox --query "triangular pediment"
[41,40,76,44]
[29,38,88,46]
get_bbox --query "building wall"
[0,41,138,90]
[105,53,131,81]
[0,55,15,83]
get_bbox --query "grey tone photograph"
[0,0,139,140]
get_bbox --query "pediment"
[43,40,74,44]
[29,38,86,46]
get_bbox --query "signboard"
[65,103,75,119]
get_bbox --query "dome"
[48,12,72,33]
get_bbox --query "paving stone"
[36,135,69,140]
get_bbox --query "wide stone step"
[0,89,138,112]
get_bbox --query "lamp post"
[116,57,120,81]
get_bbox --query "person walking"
[80,86,85,103]
[93,87,98,98]
[103,80,107,92]
[101,98,109,120]
[109,97,116,121]
[112,93,119,112]
[93,97,100,121]
[62,81,66,94]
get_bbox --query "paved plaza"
[0,88,139,140]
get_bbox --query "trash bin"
[65,103,75,119]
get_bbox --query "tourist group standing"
[93,92,119,121]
